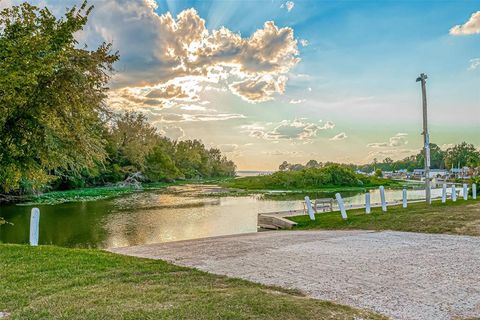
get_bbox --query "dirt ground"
[110,230,480,320]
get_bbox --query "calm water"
[0,185,457,248]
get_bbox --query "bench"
[304,197,334,213]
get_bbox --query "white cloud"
[180,105,209,111]
[158,125,185,140]
[389,133,408,147]
[262,150,301,156]
[30,0,300,105]
[243,119,335,141]
[150,112,245,123]
[319,120,335,130]
[330,132,347,141]
[289,99,306,104]
[469,58,480,70]
[367,142,389,148]
[300,39,309,47]
[366,148,417,161]
[144,0,158,10]
[450,11,480,35]
[287,1,295,12]
[367,133,408,148]
[230,74,288,103]
[218,144,239,153]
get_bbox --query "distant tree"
[444,142,480,169]
[144,139,181,181]
[375,168,383,177]
[415,143,445,169]
[305,160,320,168]
[0,2,118,193]
[108,112,157,173]
[279,161,290,171]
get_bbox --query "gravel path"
[109,230,480,320]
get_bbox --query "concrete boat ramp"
[109,230,480,320]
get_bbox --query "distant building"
[413,169,448,178]
[450,167,471,179]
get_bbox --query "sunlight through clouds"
[75,1,299,105]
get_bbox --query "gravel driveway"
[109,230,480,320]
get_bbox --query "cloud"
[73,2,299,104]
[8,1,299,107]
[230,74,288,103]
[243,119,335,141]
[319,120,335,130]
[450,11,480,35]
[389,133,408,147]
[289,99,306,104]
[329,132,347,141]
[367,133,408,148]
[280,1,295,12]
[367,142,389,148]
[262,150,301,156]
[367,148,417,161]
[300,39,309,47]
[218,144,238,153]
[151,112,246,123]
[469,58,480,70]
[158,125,185,140]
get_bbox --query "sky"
[2,0,480,170]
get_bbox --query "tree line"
[0,2,235,197]
[279,142,480,173]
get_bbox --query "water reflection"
[0,185,462,248]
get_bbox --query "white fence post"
[365,192,371,214]
[463,184,468,200]
[402,188,407,208]
[473,183,477,200]
[379,186,387,212]
[335,193,348,220]
[442,184,447,203]
[304,196,316,221]
[452,185,457,202]
[30,208,40,246]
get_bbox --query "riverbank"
[289,199,480,236]
[11,179,231,206]
[0,244,384,320]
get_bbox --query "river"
[0,184,459,248]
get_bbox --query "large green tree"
[444,142,480,169]
[0,2,118,193]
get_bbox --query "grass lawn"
[0,245,385,320]
[289,199,480,236]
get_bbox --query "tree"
[0,2,118,193]
[375,169,383,177]
[305,159,321,169]
[415,143,445,169]
[444,142,480,169]
[144,139,181,182]
[108,112,157,173]
[279,161,289,171]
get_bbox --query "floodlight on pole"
[416,73,431,205]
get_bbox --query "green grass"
[289,199,480,236]
[0,245,385,320]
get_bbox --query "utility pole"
[416,73,431,204]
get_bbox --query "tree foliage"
[228,164,394,190]
[0,2,118,193]
[0,3,236,196]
